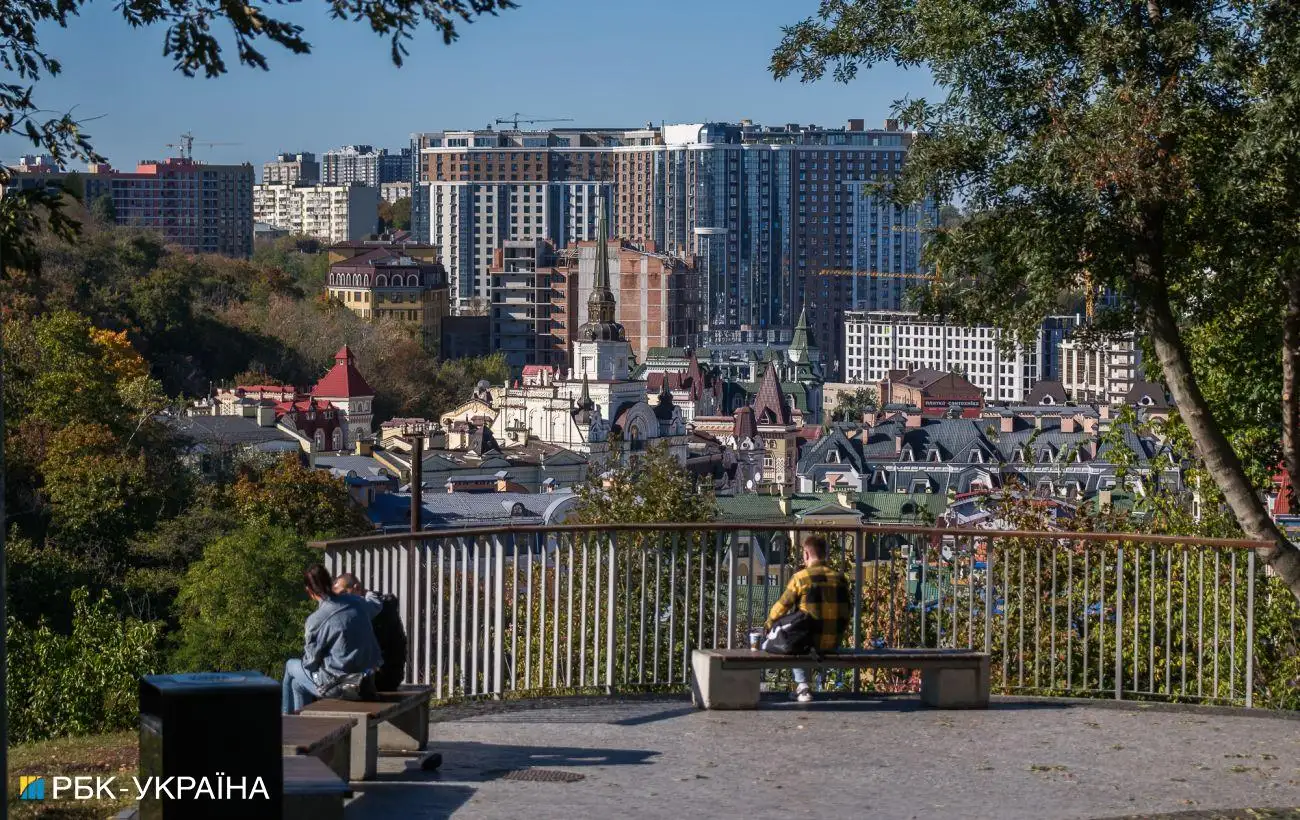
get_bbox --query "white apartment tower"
[845,311,1040,402]
[253,183,379,244]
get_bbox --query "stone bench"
[283,714,357,781]
[690,648,991,710]
[283,753,351,820]
[299,686,435,780]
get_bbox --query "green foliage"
[123,487,242,623]
[89,194,116,224]
[378,197,412,232]
[574,444,716,525]
[251,235,329,292]
[7,589,162,743]
[830,386,876,423]
[171,525,316,677]
[233,455,373,539]
[5,530,98,629]
[771,0,1300,578]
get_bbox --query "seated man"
[765,535,851,703]
[333,572,408,691]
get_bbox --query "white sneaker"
[795,684,813,703]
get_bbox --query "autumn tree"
[377,197,413,232]
[234,455,373,539]
[574,444,717,525]
[830,386,877,424]
[772,0,1300,597]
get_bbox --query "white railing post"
[1114,545,1124,701]
[1246,549,1255,709]
[606,532,617,692]
[494,533,505,698]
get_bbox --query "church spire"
[789,307,812,358]
[572,373,595,424]
[576,190,625,342]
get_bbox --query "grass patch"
[8,730,136,819]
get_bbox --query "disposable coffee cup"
[749,631,763,651]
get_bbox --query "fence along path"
[317,524,1268,707]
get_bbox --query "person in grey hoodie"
[281,564,383,714]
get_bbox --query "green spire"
[790,306,812,353]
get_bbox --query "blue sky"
[2,0,935,169]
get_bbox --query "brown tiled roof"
[752,363,791,426]
[733,405,757,440]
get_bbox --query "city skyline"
[0,0,936,168]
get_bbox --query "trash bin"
[138,671,282,820]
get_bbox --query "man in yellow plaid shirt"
[766,535,852,702]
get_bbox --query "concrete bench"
[283,753,351,820]
[283,714,356,781]
[299,686,434,780]
[690,648,990,710]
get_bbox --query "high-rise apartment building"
[5,158,254,257]
[489,232,699,374]
[322,145,411,187]
[411,119,937,378]
[262,152,319,184]
[844,311,1041,403]
[253,182,378,244]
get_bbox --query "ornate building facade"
[490,200,688,465]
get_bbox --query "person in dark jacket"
[282,565,381,714]
[333,572,408,691]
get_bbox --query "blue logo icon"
[19,776,45,800]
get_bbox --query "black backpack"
[761,610,817,655]
[373,594,408,678]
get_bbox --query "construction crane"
[494,113,574,129]
[165,132,241,160]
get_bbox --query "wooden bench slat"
[302,698,407,720]
[281,715,355,755]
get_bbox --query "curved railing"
[311,524,1274,708]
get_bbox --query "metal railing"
[313,524,1271,707]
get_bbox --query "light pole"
[403,423,426,533]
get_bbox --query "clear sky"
[2,0,936,170]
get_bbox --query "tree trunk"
[1282,268,1300,514]
[1142,273,1300,601]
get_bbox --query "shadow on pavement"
[756,695,1078,713]
[426,740,660,782]
[345,782,475,820]
[610,705,698,726]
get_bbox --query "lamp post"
[403,423,426,533]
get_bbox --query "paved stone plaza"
[343,696,1300,820]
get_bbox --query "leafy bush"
[7,588,162,743]
[171,525,316,678]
